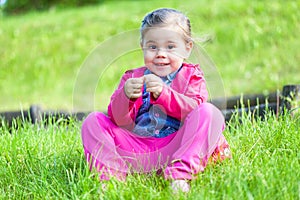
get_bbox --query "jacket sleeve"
[151,67,208,121]
[107,70,139,129]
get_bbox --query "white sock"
[171,180,190,193]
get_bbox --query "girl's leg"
[81,112,129,181]
[81,112,176,180]
[164,103,231,180]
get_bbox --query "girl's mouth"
[155,63,169,66]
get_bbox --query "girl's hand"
[144,74,164,99]
[124,77,144,99]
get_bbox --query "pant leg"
[81,112,129,180]
[164,103,229,180]
[81,111,176,180]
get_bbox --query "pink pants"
[81,103,230,181]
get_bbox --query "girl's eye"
[149,45,157,50]
[167,45,175,49]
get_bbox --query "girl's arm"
[107,70,139,129]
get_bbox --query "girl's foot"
[171,180,190,193]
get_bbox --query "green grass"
[0,111,299,199]
[0,0,299,111]
[0,1,299,199]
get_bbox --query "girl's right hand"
[124,77,144,99]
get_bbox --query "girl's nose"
[156,49,167,58]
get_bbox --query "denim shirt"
[132,68,182,138]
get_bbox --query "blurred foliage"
[0,0,299,111]
[2,0,104,14]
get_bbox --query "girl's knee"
[185,103,225,129]
[192,103,222,118]
[81,112,106,135]
[82,112,106,125]
[82,112,96,128]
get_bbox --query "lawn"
[0,0,299,199]
[0,111,299,199]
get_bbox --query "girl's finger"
[130,92,142,98]
[146,86,162,92]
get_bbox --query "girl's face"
[141,27,193,77]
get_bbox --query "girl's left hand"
[144,74,164,99]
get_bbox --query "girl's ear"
[140,39,144,48]
[184,41,193,59]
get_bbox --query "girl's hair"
[140,8,192,43]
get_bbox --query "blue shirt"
[132,68,182,138]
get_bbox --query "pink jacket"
[107,63,209,130]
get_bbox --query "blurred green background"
[0,0,299,112]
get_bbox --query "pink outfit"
[81,63,231,181]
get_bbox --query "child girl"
[81,8,231,192]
